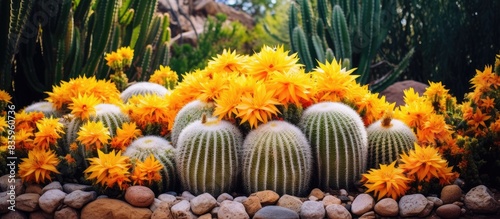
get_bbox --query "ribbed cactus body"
[120,82,169,103]
[366,117,416,169]
[299,102,367,190]
[175,116,242,196]
[242,120,312,196]
[124,136,177,192]
[24,101,62,117]
[170,100,215,147]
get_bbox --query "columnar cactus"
[366,112,416,169]
[242,120,312,196]
[175,115,242,196]
[124,135,177,192]
[170,100,215,147]
[120,82,170,103]
[300,101,367,190]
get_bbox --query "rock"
[151,201,173,219]
[322,195,341,207]
[158,193,177,204]
[181,191,195,201]
[233,196,248,203]
[125,186,155,207]
[41,181,62,193]
[464,185,500,214]
[25,184,43,195]
[339,189,349,197]
[277,194,303,213]
[399,194,429,217]
[15,193,40,212]
[191,193,217,215]
[436,204,462,219]
[380,80,428,106]
[218,200,250,219]
[54,207,79,219]
[81,198,152,219]
[308,196,319,201]
[62,183,93,193]
[0,211,27,219]
[254,190,280,205]
[217,193,233,202]
[198,213,212,219]
[0,175,24,195]
[0,192,12,213]
[64,190,96,209]
[309,188,325,200]
[351,193,374,216]
[427,196,443,207]
[29,210,54,219]
[359,211,375,219]
[300,200,325,219]
[441,185,462,204]
[38,189,66,213]
[150,198,162,212]
[253,205,299,219]
[243,195,262,217]
[325,204,352,219]
[374,198,398,217]
[417,200,434,217]
[338,195,351,203]
[171,199,194,219]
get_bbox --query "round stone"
[351,194,374,216]
[436,204,461,219]
[124,186,155,207]
[374,198,398,217]
[325,204,352,219]
[300,200,325,219]
[253,206,299,219]
[441,185,462,204]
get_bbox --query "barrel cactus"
[366,111,416,169]
[242,120,312,196]
[175,114,242,196]
[300,101,368,190]
[24,101,62,117]
[124,135,177,192]
[120,82,169,103]
[170,100,215,147]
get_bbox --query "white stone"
[190,193,217,215]
[351,194,374,216]
[399,194,428,217]
[171,200,195,219]
[39,189,67,213]
[218,200,249,219]
[300,200,325,219]
[325,204,352,219]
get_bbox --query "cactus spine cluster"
[242,120,312,196]
[120,82,170,103]
[300,102,367,190]
[170,100,215,147]
[24,101,62,118]
[366,111,416,169]
[175,114,242,196]
[124,135,177,192]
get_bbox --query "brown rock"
[380,80,428,106]
[436,204,461,219]
[325,204,352,219]
[374,198,398,217]
[218,200,250,219]
[81,198,152,219]
[25,184,43,195]
[54,207,79,219]
[351,194,374,216]
[417,200,434,217]
[309,188,325,200]
[124,186,155,207]
[277,194,303,213]
[0,211,27,219]
[243,195,262,217]
[151,201,174,219]
[190,193,217,215]
[441,185,462,204]
[15,193,40,212]
[464,185,500,214]
[27,210,52,219]
[322,195,341,207]
[254,190,280,205]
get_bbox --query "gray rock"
[436,204,462,219]
[151,201,174,219]
[399,194,428,217]
[38,189,67,213]
[277,194,303,213]
[62,183,93,193]
[0,175,24,195]
[253,205,299,219]
[64,190,96,209]
[54,207,79,219]
[359,211,375,219]
[0,192,12,213]
[150,198,162,212]
[0,210,27,219]
[427,196,443,207]
[300,200,325,219]
[417,200,434,217]
[217,193,233,203]
[374,198,398,217]
[28,210,53,219]
[441,185,462,204]
[15,193,40,212]
[171,199,195,219]
[464,185,500,214]
[190,193,217,215]
[351,193,374,216]
[181,191,195,201]
[218,200,250,219]
[233,196,248,203]
[339,189,349,197]
[322,195,341,207]
[124,186,155,207]
[41,181,62,193]
[158,193,177,204]
[325,204,352,219]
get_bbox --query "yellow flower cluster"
[105,46,134,70]
[149,65,178,90]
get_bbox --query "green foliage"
[170,13,251,75]
[252,0,291,49]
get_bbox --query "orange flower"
[18,149,61,183]
[15,129,34,150]
[84,150,131,190]
[33,117,65,150]
[362,161,411,200]
[266,69,313,106]
[467,108,491,129]
[77,121,111,151]
[110,122,142,151]
[131,154,163,185]
[68,94,101,120]
[246,45,301,81]
[311,59,358,103]
[235,82,281,128]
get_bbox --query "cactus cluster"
[170,100,215,147]
[120,82,170,103]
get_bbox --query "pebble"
[190,193,217,215]
[399,193,428,217]
[243,195,262,217]
[62,183,93,193]
[149,198,162,212]
[0,211,27,219]
[171,199,193,218]
[359,210,375,219]
[54,207,79,219]
[325,204,352,219]
[254,190,280,205]
[30,210,52,219]
[41,181,62,193]
[217,193,234,202]
[277,194,303,213]
[124,186,155,207]
[253,205,299,219]
[427,196,443,207]
[322,195,341,206]
[309,188,325,200]
[351,193,374,216]
[0,175,24,195]
[181,191,195,201]
[338,195,351,203]
[151,201,173,219]
[80,198,152,219]
[436,204,462,219]
[300,200,325,219]
[158,193,177,204]
[339,189,349,196]
[25,184,43,195]
[464,185,500,214]
[417,200,434,217]
[15,193,40,212]
[234,196,248,203]
[218,200,250,219]
[441,185,462,204]
[63,190,96,209]
[38,189,66,213]
[374,198,398,217]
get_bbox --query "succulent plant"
[120,82,170,103]
[170,100,215,147]
[175,114,242,196]
[23,101,62,118]
[242,120,312,196]
[300,101,368,190]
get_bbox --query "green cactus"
[299,101,367,190]
[120,82,170,103]
[366,112,416,169]
[242,120,312,196]
[23,101,62,118]
[175,115,242,196]
[124,135,178,193]
[170,100,215,147]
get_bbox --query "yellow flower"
[266,69,313,106]
[399,143,457,185]
[470,66,496,92]
[235,82,281,128]
[126,94,173,129]
[197,72,229,103]
[395,93,433,129]
[117,46,134,67]
[68,94,101,120]
[105,51,123,70]
[0,116,7,133]
[131,154,163,185]
[0,90,12,103]
[110,122,142,151]
[206,49,248,74]
[149,65,178,89]
[479,96,495,110]
[417,114,453,145]
[18,149,60,183]
[15,129,34,150]
[311,59,358,102]
[467,108,491,129]
[247,45,301,81]
[33,117,65,150]
[77,121,111,151]
[84,150,131,190]
[362,161,411,200]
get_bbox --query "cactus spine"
[366,111,416,169]
[24,101,62,118]
[120,82,169,103]
[242,120,312,196]
[300,102,367,190]
[170,100,215,147]
[175,115,242,196]
[124,135,177,192]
